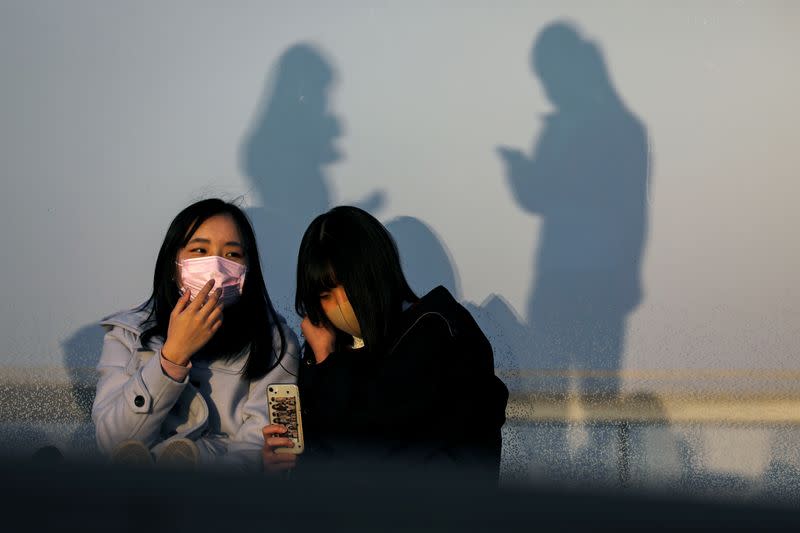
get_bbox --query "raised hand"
[162,279,223,366]
[301,316,336,364]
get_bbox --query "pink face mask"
[177,256,247,307]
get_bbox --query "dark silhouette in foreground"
[1,456,798,532]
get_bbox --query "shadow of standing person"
[497,22,651,482]
[241,43,343,327]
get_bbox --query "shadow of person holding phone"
[497,21,651,481]
[241,43,344,328]
[241,43,388,329]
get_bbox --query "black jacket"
[299,286,509,481]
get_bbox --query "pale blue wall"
[1,1,798,390]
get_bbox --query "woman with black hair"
[262,206,508,481]
[92,199,299,469]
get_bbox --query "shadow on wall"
[240,43,344,325]
[497,21,650,396]
[386,21,651,482]
[388,21,651,403]
[489,19,651,482]
[385,216,461,298]
[240,42,387,326]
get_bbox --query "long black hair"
[138,198,287,380]
[296,206,418,352]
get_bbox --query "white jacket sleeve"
[216,325,301,470]
[92,325,188,455]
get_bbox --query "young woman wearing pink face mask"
[92,199,299,470]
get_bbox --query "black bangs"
[296,238,338,326]
[180,216,205,248]
[296,206,419,352]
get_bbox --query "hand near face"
[301,316,336,364]
[162,279,223,366]
[497,146,531,181]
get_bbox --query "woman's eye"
[226,251,243,258]
[190,248,206,254]
[319,292,330,300]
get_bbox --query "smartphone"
[267,384,305,454]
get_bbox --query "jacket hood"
[390,286,473,350]
[100,303,154,335]
[392,285,509,433]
